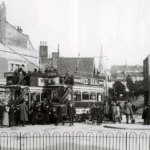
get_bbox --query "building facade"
[143,55,150,104]
[0,2,39,84]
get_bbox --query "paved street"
[0,114,147,134]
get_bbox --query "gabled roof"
[59,57,95,77]
[111,65,143,72]
[133,72,143,77]
[111,71,143,79]
[126,72,136,77]
[116,73,126,78]
[4,21,34,50]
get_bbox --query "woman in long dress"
[2,105,10,127]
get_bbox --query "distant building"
[39,44,97,77]
[0,2,39,84]
[110,65,143,83]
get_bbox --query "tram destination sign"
[74,76,104,87]
[4,72,15,77]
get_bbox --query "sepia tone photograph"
[0,0,149,149]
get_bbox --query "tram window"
[82,92,89,100]
[74,91,81,101]
[90,93,96,100]
[31,93,40,102]
[97,94,101,101]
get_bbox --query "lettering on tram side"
[74,76,104,87]
[81,78,89,85]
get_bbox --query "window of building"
[74,91,81,101]
[10,64,14,71]
[15,64,20,70]
[82,91,89,100]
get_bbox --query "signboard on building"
[74,76,104,87]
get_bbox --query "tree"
[113,81,126,99]
[113,81,126,92]
[126,75,144,99]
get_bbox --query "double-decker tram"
[1,68,104,122]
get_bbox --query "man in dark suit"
[67,102,76,126]
[56,104,64,126]
[0,102,5,127]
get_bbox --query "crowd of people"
[0,100,28,127]
[0,98,136,128]
[0,97,76,127]
[89,100,134,125]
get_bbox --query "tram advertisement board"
[30,76,59,86]
[74,76,104,87]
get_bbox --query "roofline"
[60,57,94,59]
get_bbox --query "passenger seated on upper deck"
[34,68,38,73]
[52,93,60,103]
[49,66,54,72]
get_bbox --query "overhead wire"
[3,42,40,69]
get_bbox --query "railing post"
[20,132,21,150]
[72,131,74,150]
[126,132,127,150]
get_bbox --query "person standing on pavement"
[142,105,148,125]
[103,101,109,121]
[9,104,16,127]
[90,102,97,124]
[44,103,50,125]
[0,101,5,127]
[123,100,133,124]
[19,100,28,127]
[111,102,117,123]
[96,104,103,125]
[56,104,64,126]
[67,102,76,126]
[14,105,20,126]
[2,104,10,127]
[116,103,121,123]
[29,99,34,124]
[146,105,150,125]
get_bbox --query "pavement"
[0,97,146,133]
[0,114,149,134]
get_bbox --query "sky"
[1,0,150,69]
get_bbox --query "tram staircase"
[15,87,29,105]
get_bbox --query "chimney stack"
[17,26,23,33]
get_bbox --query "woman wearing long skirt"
[9,105,16,127]
[2,105,10,127]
